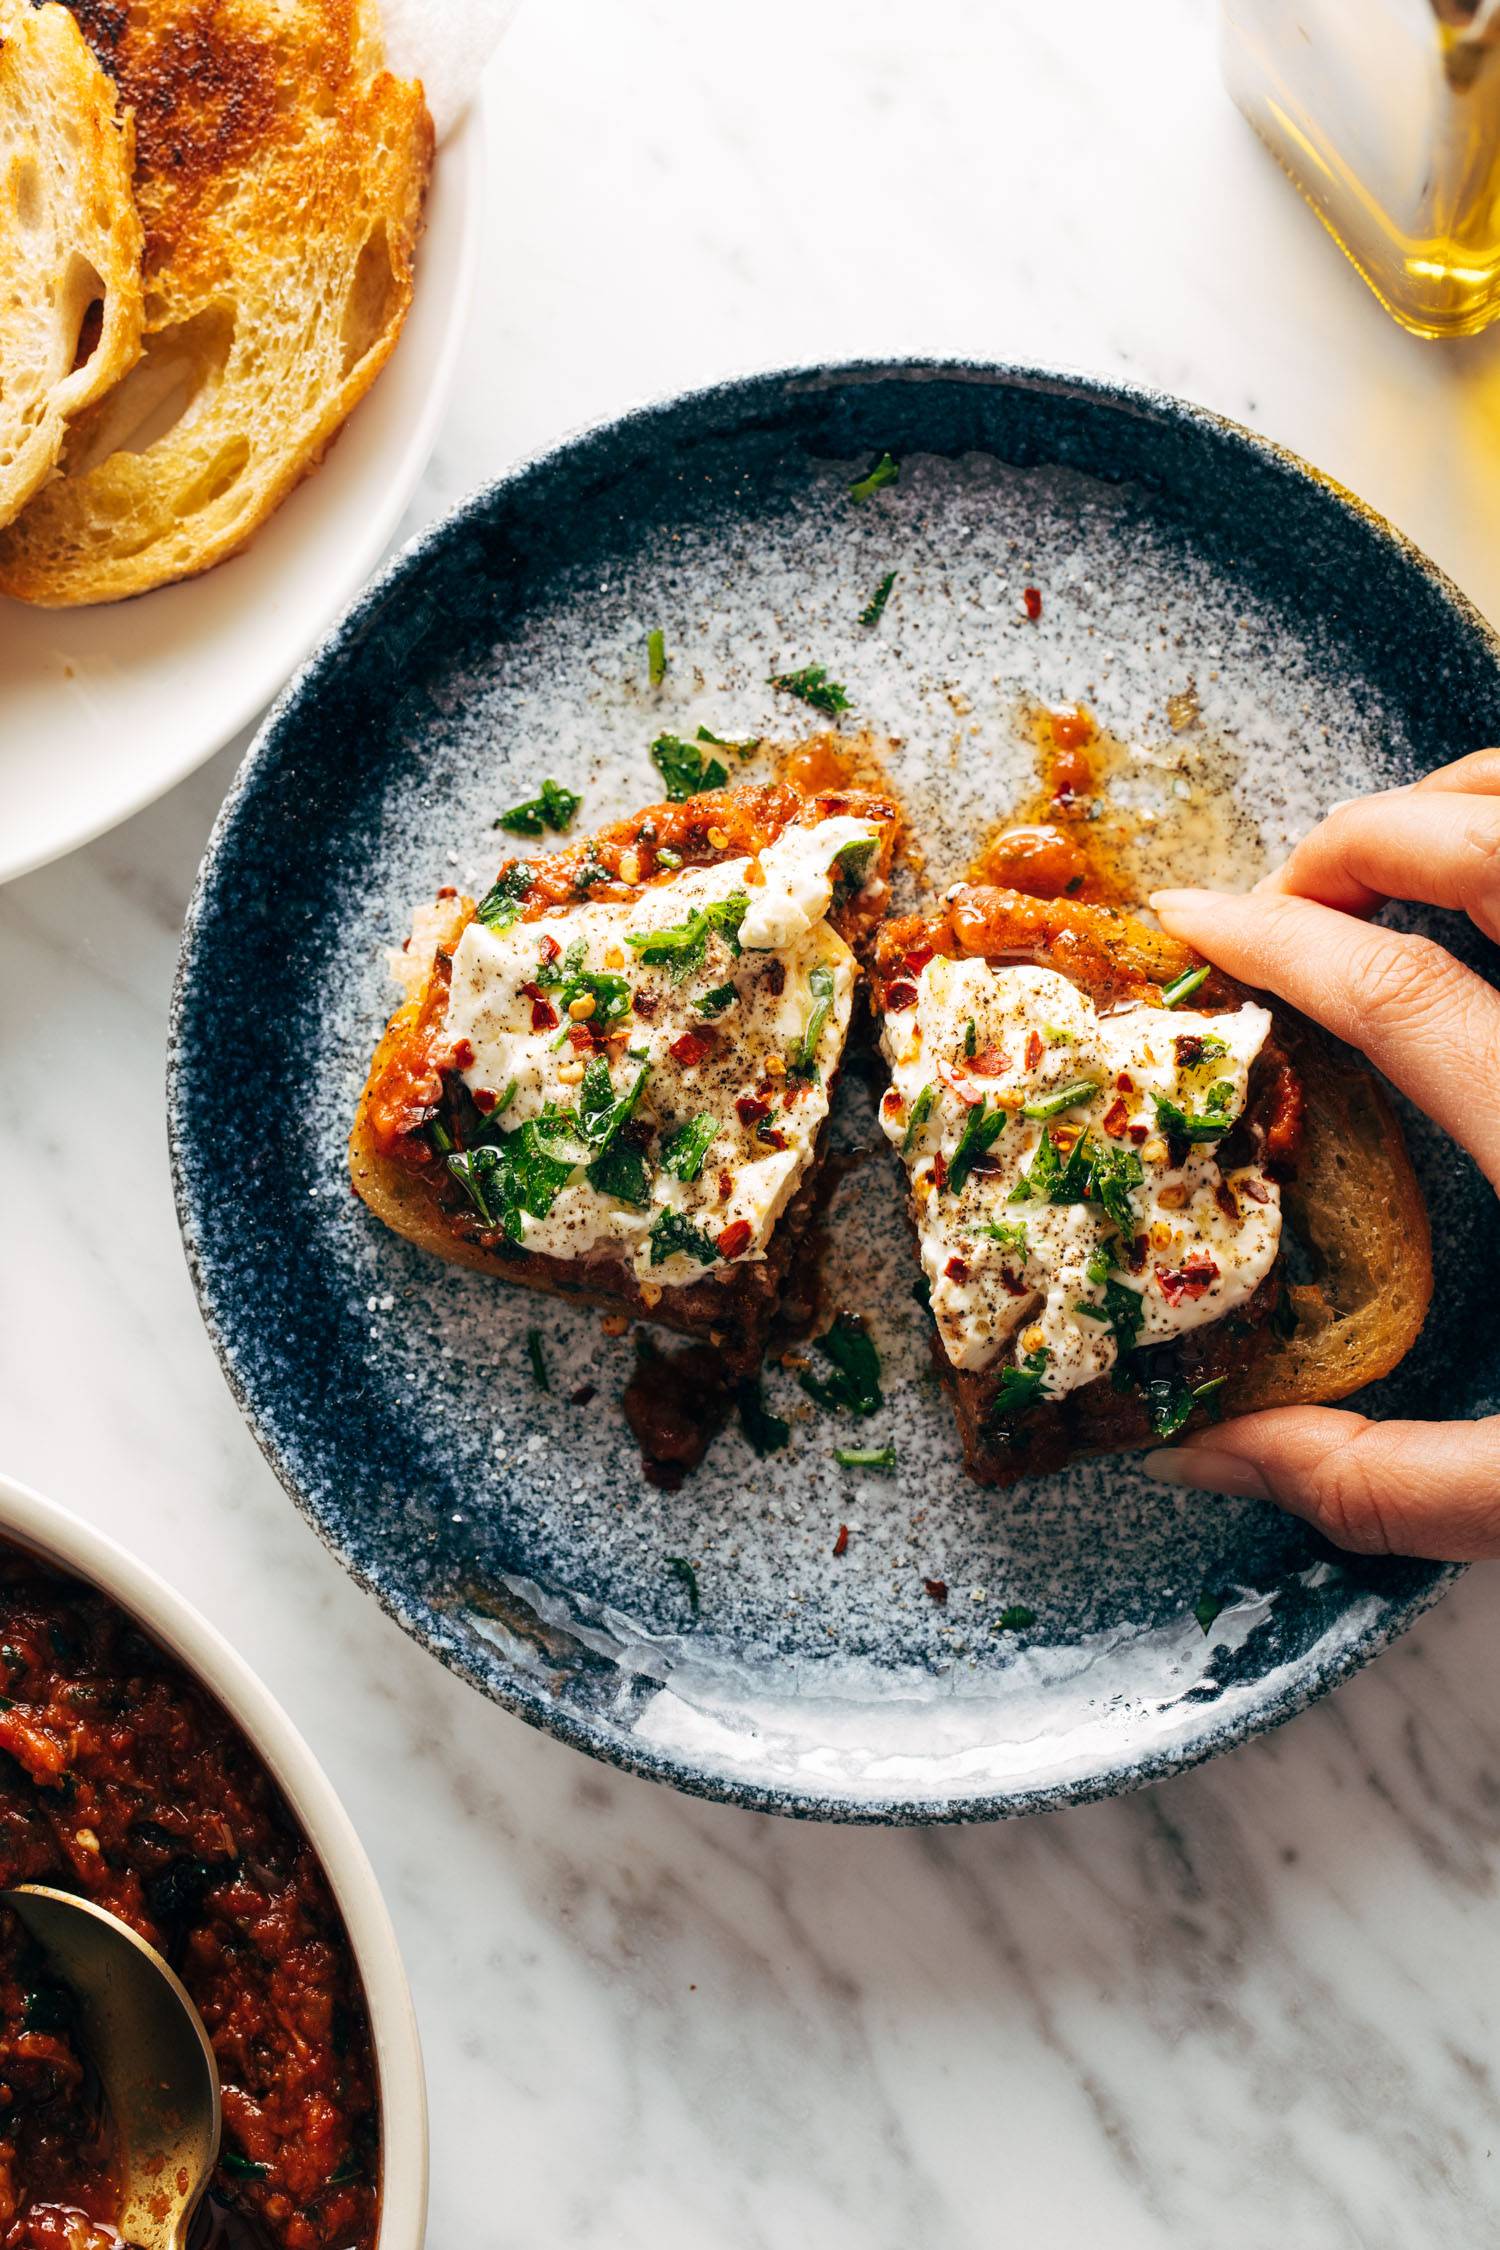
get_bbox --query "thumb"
[1144,1406,1500,1562]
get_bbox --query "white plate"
[0,99,486,886]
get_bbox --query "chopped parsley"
[1084,1245,1112,1285]
[1143,1370,1228,1440]
[1193,1589,1229,1635]
[769,664,850,717]
[580,1057,652,1203]
[221,2151,272,2182]
[963,1018,977,1059]
[695,982,738,1017]
[1178,1032,1229,1065]
[848,451,899,502]
[1089,1141,1145,1235]
[835,1444,896,1470]
[696,724,761,757]
[474,862,535,931]
[1008,1127,1142,1238]
[996,1604,1037,1630]
[987,1348,1050,1423]
[651,733,729,801]
[665,1556,699,1613]
[860,569,897,626]
[447,1111,588,1238]
[587,1139,651,1206]
[790,962,836,1080]
[800,1313,883,1418]
[1102,1277,1145,1356]
[648,1209,720,1267]
[947,1098,1007,1194]
[736,1378,791,1455]
[902,1082,936,1153]
[1020,1076,1101,1121]
[494,777,580,837]
[526,1328,550,1391]
[626,892,748,982]
[661,1112,718,1182]
[1153,1082,1237,1144]
[980,1219,1029,1256]
[833,836,878,888]
[647,627,668,687]
[1161,962,1211,1008]
[535,938,633,1024]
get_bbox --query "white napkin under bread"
[380,0,518,140]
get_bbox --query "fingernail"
[1143,1447,1271,1499]
[1147,887,1200,910]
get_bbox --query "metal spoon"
[5,1884,221,2250]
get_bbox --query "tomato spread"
[0,1553,377,2250]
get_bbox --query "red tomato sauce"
[0,1555,378,2250]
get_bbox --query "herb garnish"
[696,724,761,756]
[902,1082,936,1153]
[526,1329,550,1391]
[1008,1127,1142,1237]
[1153,1081,1237,1144]
[849,451,899,502]
[494,777,580,837]
[769,664,850,717]
[1102,1278,1145,1357]
[1020,1076,1101,1121]
[833,836,878,888]
[1193,1589,1228,1635]
[737,1378,791,1455]
[790,962,836,1079]
[447,1111,588,1237]
[648,1209,720,1267]
[1089,1141,1145,1234]
[860,569,897,626]
[1161,963,1211,1008]
[627,892,748,981]
[1143,1369,1228,1440]
[651,733,729,801]
[581,1057,652,1202]
[835,1444,896,1470]
[221,2151,271,2181]
[963,1017,977,1059]
[536,938,634,1024]
[996,1605,1037,1630]
[947,1098,1007,1194]
[665,1556,700,1613]
[647,627,668,687]
[980,1219,1029,1255]
[987,1348,1050,1422]
[799,1313,883,1418]
[661,1112,718,1182]
[695,982,738,1017]
[475,863,535,931]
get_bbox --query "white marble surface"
[6,0,1500,2241]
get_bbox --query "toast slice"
[351,778,901,1377]
[0,0,142,529]
[871,885,1431,1487]
[0,0,432,604]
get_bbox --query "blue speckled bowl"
[169,361,1500,1823]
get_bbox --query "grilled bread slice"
[0,0,432,604]
[872,885,1432,1487]
[350,779,901,1377]
[0,0,141,529]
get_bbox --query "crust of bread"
[0,0,142,529]
[875,886,1433,1483]
[0,0,432,604]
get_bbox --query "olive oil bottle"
[1222,0,1500,337]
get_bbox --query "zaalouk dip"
[0,1550,378,2250]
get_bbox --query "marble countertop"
[6,0,1500,2241]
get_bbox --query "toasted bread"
[0,0,432,604]
[0,0,141,530]
[872,886,1432,1486]
[350,779,902,1378]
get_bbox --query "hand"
[1143,749,1500,1562]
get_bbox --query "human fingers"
[1253,789,1500,939]
[1147,885,1500,1186]
[1144,1404,1500,1562]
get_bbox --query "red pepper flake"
[969,1045,1011,1077]
[473,1088,498,1114]
[761,1127,789,1151]
[531,997,558,1033]
[437,884,458,899]
[885,978,920,1011]
[764,959,786,997]
[568,1021,599,1052]
[1174,1033,1210,1068]
[1116,1072,1135,1093]
[1240,1175,1269,1205]
[1127,1122,1148,1144]
[736,1094,771,1128]
[1214,1178,1240,1222]
[1154,1255,1220,1307]
[1024,1029,1043,1071]
[569,1383,597,1406]
[670,1028,716,1068]
[999,1266,1028,1296]
[1022,586,1043,621]
[923,1577,949,1604]
[932,1150,948,1191]
[903,941,935,974]
[832,1523,850,1559]
[451,1037,476,1070]
[716,1219,752,1260]
[717,1169,733,1203]
[939,1061,983,1106]
[537,933,561,964]
[1102,1096,1130,1138]
[632,990,660,1021]
[945,1256,969,1282]
[881,1089,904,1117]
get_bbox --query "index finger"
[1147,885,1500,1186]
[1256,789,1500,940]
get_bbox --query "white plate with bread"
[0,0,486,884]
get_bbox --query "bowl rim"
[0,1468,428,2243]
[170,354,1480,1824]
